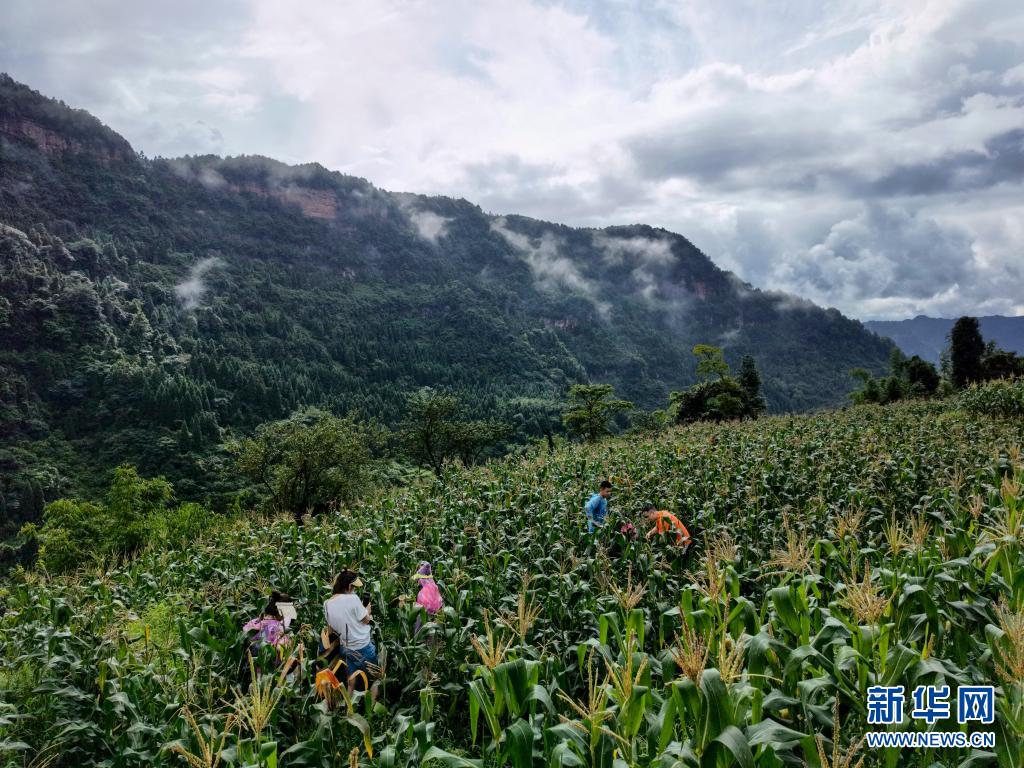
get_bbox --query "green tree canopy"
[562,384,633,441]
[693,344,730,381]
[905,355,940,395]
[671,348,767,423]
[231,408,383,523]
[738,355,767,416]
[981,341,1024,382]
[28,465,191,573]
[399,388,510,475]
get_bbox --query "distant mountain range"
[0,73,894,527]
[865,315,1024,364]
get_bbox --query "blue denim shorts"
[342,640,378,675]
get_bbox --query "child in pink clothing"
[413,562,443,638]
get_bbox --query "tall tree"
[949,316,985,389]
[562,384,633,441]
[888,347,907,379]
[508,397,563,452]
[905,355,940,395]
[738,355,767,416]
[980,341,1024,381]
[399,388,460,476]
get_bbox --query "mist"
[174,256,224,310]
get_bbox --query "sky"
[2,0,1022,320]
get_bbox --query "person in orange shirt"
[643,503,692,553]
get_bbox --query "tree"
[33,499,105,572]
[27,466,201,573]
[672,347,767,422]
[882,375,904,404]
[671,378,751,422]
[629,409,669,435]
[738,355,767,416]
[399,388,509,474]
[905,355,940,395]
[231,408,383,524]
[888,347,907,380]
[693,344,730,381]
[849,369,881,404]
[562,384,633,442]
[453,419,514,466]
[509,397,563,452]
[949,316,985,389]
[399,388,460,475]
[981,341,1024,382]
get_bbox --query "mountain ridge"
[865,315,1024,364]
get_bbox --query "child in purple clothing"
[244,590,295,647]
[239,590,296,689]
[243,613,288,648]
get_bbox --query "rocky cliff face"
[228,181,340,220]
[0,76,134,163]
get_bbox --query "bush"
[153,501,213,548]
[34,499,105,572]
[232,408,385,521]
[31,467,214,573]
[628,409,669,435]
[957,377,1024,419]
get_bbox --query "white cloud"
[175,256,224,310]
[392,194,452,243]
[2,0,1023,319]
[491,218,610,317]
[593,233,674,267]
[408,210,450,243]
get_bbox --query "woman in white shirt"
[323,570,378,691]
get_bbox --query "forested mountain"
[866,315,1024,364]
[0,74,892,532]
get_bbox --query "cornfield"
[2,400,1023,767]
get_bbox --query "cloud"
[2,0,1024,319]
[175,256,224,310]
[591,233,689,308]
[775,205,978,317]
[166,158,229,190]
[392,194,451,243]
[491,217,610,317]
[593,233,674,267]
[408,210,450,243]
[856,128,1024,196]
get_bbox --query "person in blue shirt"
[585,480,613,533]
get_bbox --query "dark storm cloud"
[861,129,1024,196]
[628,122,841,185]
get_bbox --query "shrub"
[31,467,213,573]
[35,499,104,572]
[957,377,1024,419]
[153,501,213,548]
[232,407,385,521]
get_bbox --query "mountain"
[0,74,893,532]
[865,315,1024,364]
